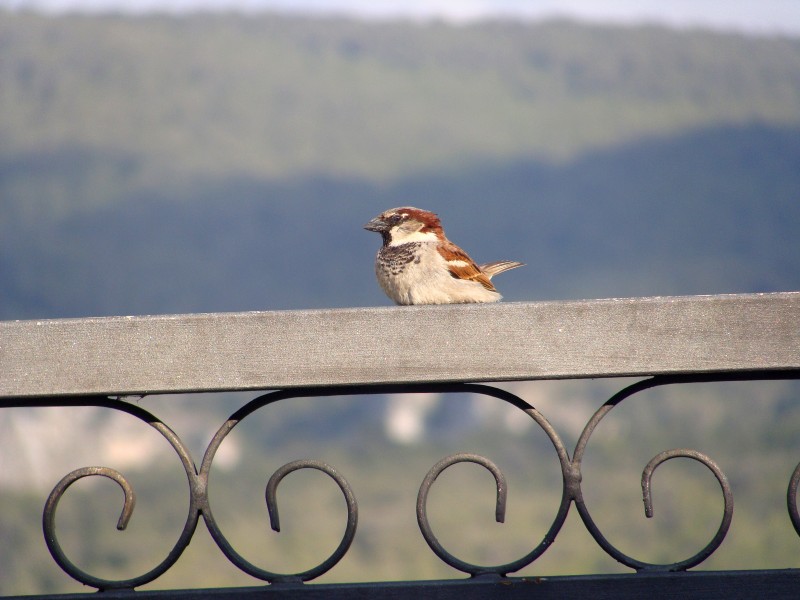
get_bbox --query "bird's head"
[364,207,443,246]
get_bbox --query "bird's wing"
[437,241,497,291]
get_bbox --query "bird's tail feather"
[479,260,525,279]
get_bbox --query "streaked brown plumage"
[364,207,524,305]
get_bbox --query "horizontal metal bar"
[1,292,799,398]
[6,570,800,600]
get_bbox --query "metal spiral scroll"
[199,390,359,583]
[412,384,574,577]
[410,377,751,575]
[572,376,735,572]
[37,397,202,591]
[788,461,800,537]
[30,392,360,589]
[16,373,799,588]
[201,384,573,580]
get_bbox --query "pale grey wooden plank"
[1,292,798,398]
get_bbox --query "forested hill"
[1,11,800,318]
[3,12,800,184]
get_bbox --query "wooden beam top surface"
[2,293,799,398]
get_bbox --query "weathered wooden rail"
[4,292,798,397]
[2,292,800,598]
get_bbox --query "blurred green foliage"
[0,12,800,318]
[2,379,800,594]
[2,12,800,319]
[2,11,800,187]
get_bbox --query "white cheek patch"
[388,229,438,245]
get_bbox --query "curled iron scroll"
[411,385,574,577]
[416,453,508,575]
[43,467,137,588]
[15,372,799,588]
[266,459,358,581]
[199,384,574,579]
[788,461,800,537]
[640,448,733,570]
[571,377,736,572]
[37,397,201,590]
[199,391,360,583]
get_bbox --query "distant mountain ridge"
[2,123,799,319]
[2,11,799,185]
[1,12,799,319]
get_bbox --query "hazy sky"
[3,0,800,36]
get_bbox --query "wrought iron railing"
[2,292,800,598]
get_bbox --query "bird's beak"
[364,217,387,232]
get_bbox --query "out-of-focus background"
[2,0,800,595]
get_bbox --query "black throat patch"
[377,243,422,275]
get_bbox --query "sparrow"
[364,207,524,305]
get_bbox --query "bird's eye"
[387,213,404,225]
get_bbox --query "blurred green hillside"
[3,12,799,186]
[1,10,800,596]
[2,12,800,318]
